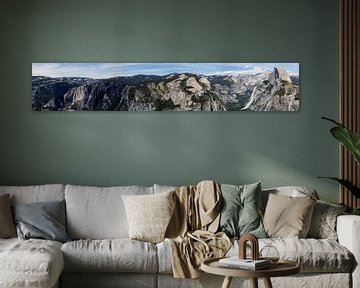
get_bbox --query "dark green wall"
[0,0,340,202]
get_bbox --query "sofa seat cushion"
[261,238,353,272]
[0,238,64,288]
[157,238,353,274]
[61,239,158,273]
[232,238,353,273]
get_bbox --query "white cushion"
[0,238,63,288]
[156,241,173,274]
[0,184,65,204]
[153,184,176,194]
[229,238,353,273]
[65,185,153,239]
[157,238,353,274]
[61,239,158,273]
[337,215,360,288]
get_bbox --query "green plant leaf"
[322,117,360,165]
[322,116,344,127]
[330,127,360,165]
[318,177,360,198]
[351,208,360,215]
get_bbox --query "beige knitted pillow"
[263,193,316,238]
[122,191,175,243]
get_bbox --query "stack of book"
[218,257,271,270]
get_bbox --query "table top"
[201,257,300,278]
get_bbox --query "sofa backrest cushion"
[65,185,154,239]
[261,186,319,213]
[0,184,65,204]
[153,184,176,194]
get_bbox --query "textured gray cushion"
[218,182,266,238]
[65,185,154,239]
[0,194,16,238]
[0,238,64,288]
[308,200,347,240]
[12,200,70,243]
[61,239,158,273]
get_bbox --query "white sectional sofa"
[0,183,359,288]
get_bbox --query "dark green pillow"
[12,200,70,243]
[218,182,266,238]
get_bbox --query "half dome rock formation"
[242,67,299,112]
[269,67,292,85]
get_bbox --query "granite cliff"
[32,67,299,111]
[242,67,299,111]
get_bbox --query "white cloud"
[32,63,299,78]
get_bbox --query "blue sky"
[32,63,299,79]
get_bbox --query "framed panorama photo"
[32,63,299,112]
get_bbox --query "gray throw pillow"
[12,200,70,243]
[218,182,266,238]
[0,194,17,238]
[307,200,347,240]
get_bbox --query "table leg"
[221,276,233,288]
[263,277,273,288]
[251,278,258,288]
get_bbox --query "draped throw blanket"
[165,180,231,278]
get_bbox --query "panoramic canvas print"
[32,63,299,111]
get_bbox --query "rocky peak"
[185,77,203,95]
[269,67,292,85]
[32,70,298,112]
[243,68,299,111]
[198,77,211,90]
[178,74,188,80]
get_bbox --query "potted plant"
[320,117,360,215]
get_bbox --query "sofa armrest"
[337,215,360,288]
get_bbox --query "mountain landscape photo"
[32,63,300,112]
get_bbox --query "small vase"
[259,245,280,264]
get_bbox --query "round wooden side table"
[201,257,300,288]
